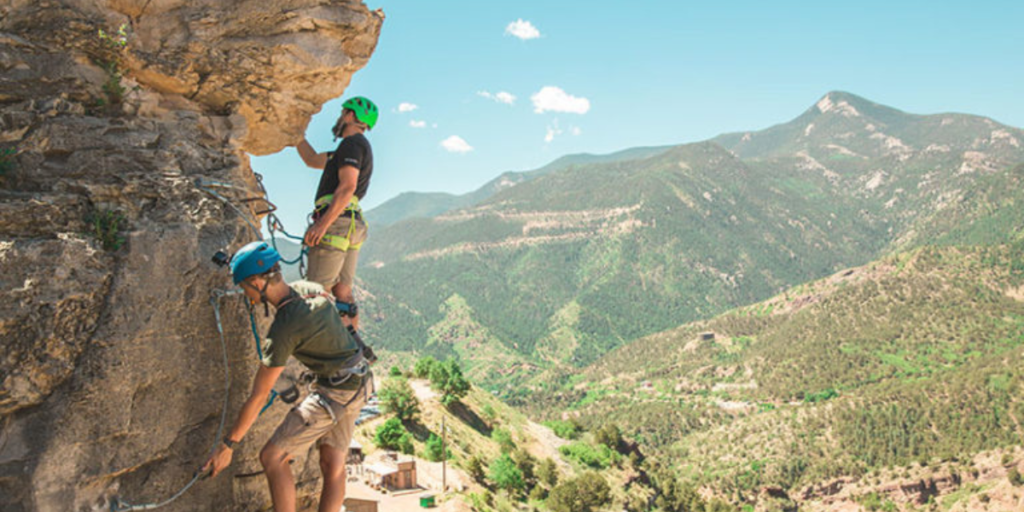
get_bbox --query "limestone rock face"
[0,1,381,510]
[6,0,382,155]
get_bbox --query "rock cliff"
[0,1,382,510]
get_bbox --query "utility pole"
[441,415,447,492]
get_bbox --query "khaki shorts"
[306,217,368,288]
[267,381,370,457]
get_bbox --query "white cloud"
[478,90,517,105]
[409,120,426,128]
[571,126,582,136]
[544,127,558,143]
[544,120,563,143]
[505,19,540,40]
[531,86,590,114]
[441,135,473,153]
[397,102,418,113]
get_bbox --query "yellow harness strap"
[314,194,365,251]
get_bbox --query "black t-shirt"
[315,133,374,203]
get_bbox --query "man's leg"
[316,384,367,512]
[264,392,340,512]
[333,247,361,330]
[260,442,297,512]
[317,443,349,512]
[306,244,344,292]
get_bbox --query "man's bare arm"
[296,139,328,169]
[227,365,286,442]
[203,364,284,477]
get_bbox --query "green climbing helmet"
[342,96,379,130]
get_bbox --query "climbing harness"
[313,194,366,251]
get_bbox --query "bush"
[537,457,558,487]
[559,441,620,469]
[547,472,610,512]
[511,448,536,486]
[0,147,15,181]
[488,454,525,493]
[542,419,581,440]
[424,433,450,462]
[465,455,486,484]
[482,404,496,420]
[378,376,420,422]
[374,417,413,454]
[492,428,516,454]
[389,365,403,377]
[1009,467,1024,486]
[87,209,127,251]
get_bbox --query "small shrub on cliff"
[87,209,127,251]
[1009,467,1024,486]
[0,147,15,183]
[90,24,132,112]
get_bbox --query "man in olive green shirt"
[204,241,372,512]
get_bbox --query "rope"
[266,212,308,278]
[110,290,240,511]
[195,179,264,241]
[196,174,310,278]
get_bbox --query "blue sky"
[253,0,1024,233]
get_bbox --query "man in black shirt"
[296,96,378,330]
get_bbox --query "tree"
[374,417,414,454]
[511,448,536,488]
[488,454,525,493]
[465,455,486,484]
[594,423,623,452]
[537,458,559,488]
[429,358,471,406]
[414,356,440,378]
[425,433,451,462]
[547,472,610,512]
[379,376,420,422]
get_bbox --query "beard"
[331,119,346,140]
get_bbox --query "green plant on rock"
[0,147,15,178]
[87,209,127,251]
[92,24,131,111]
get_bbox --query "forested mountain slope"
[356,92,1024,392]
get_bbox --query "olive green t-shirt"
[262,281,362,389]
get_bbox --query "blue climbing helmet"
[230,241,281,284]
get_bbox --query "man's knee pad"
[336,300,358,318]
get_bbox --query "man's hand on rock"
[202,443,233,478]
